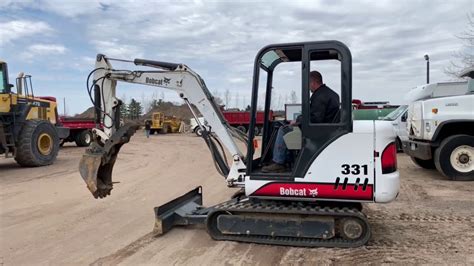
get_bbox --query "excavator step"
[0,124,15,158]
[152,187,371,248]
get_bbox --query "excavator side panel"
[246,126,376,202]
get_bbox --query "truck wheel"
[75,130,92,147]
[194,127,203,137]
[14,120,59,167]
[254,127,260,136]
[410,156,436,169]
[434,135,474,181]
[237,126,247,133]
[149,129,155,135]
[396,138,403,153]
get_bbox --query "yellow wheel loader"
[0,61,69,166]
[149,112,182,134]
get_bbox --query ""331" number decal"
[341,164,368,175]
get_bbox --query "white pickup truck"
[403,70,474,180]
[190,117,210,136]
[383,105,408,152]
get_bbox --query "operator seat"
[283,108,341,151]
[283,126,302,150]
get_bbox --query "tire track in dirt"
[366,238,471,250]
[398,180,430,202]
[368,213,474,223]
[90,232,157,266]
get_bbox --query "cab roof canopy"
[459,67,474,79]
[260,48,340,71]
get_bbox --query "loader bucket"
[79,123,139,199]
[154,186,207,235]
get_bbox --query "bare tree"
[224,88,231,109]
[213,96,224,106]
[445,12,474,78]
[120,93,128,107]
[235,92,240,110]
[148,92,160,112]
[270,89,277,110]
[140,92,149,113]
[290,90,298,103]
[276,94,282,110]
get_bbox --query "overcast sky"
[1,0,472,115]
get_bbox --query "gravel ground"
[1,133,473,265]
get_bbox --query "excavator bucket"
[79,151,118,198]
[79,123,139,199]
[79,152,103,197]
[154,186,207,235]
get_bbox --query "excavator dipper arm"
[79,54,246,198]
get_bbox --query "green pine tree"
[128,98,138,120]
[120,102,128,119]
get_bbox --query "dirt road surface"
[1,133,473,265]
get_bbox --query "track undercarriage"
[154,187,371,248]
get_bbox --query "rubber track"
[206,199,371,248]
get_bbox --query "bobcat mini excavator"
[79,41,400,248]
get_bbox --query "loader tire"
[75,130,92,147]
[410,156,436,169]
[160,125,169,134]
[434,135,474,181]
[254,127,260,136]
[14,120,59,167]
[237,126,247,134]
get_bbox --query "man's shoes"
[261,163,287,173]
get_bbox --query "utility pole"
[424,54,430,84]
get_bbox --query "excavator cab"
[246,42,351,177]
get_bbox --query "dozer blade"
[79,123,139,199]
[154,186,207,235]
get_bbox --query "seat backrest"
[332,108,341,123]
[283,126,302,150]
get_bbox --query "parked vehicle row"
[59,117,98,147]
[190,110,272,136]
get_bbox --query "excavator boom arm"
[79,54,246,198]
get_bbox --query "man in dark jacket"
[145,120,152,138]
[308,71,340,123]
[262,71,340,173]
